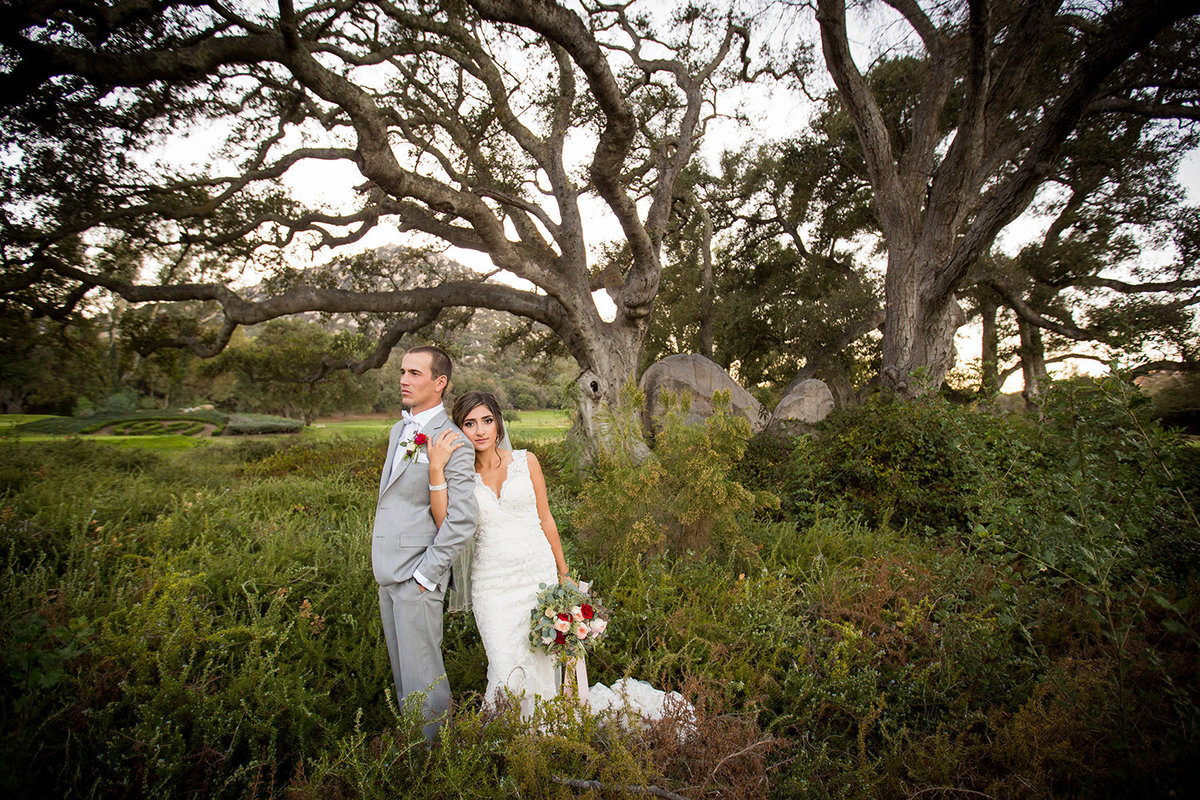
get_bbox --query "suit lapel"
[419,409,448,441]
[379,421,403,499]
[380,409,448,497]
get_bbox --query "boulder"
[766,378,835,432]
[639,354,766,433]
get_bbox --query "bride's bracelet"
[429,482,447,491]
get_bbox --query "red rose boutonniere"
[401,431,429,461]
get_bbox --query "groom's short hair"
[406,345,453,395]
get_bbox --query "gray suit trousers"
[379,579,449,742]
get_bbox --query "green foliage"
[734,377,1200,796]
[202,319,377,423]
[0,304,106,415]
[648,135,882,395]
[573,388,778,562]
[449,313,578,412]
[96,388,139,415]
[241,438,386,482]
[761,378,1200,583]
[771,390,1022,533]
[0,437,774,800]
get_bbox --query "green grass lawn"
[301,419,393,440]
[505,409,572,440]
[0,409,572,449]
[0,414,52,434]
[305,409,570,442]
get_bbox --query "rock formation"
[639,354,767,433]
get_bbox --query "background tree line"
[0,257,576,422]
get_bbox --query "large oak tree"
[0,0,742,440]
[812,0,1200,395]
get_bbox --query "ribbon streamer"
[562,655,590,703]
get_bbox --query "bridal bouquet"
[529,579,610,664]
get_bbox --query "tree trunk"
[980,296,1001,396]
[566,315,650,460]
[814,0,1196,404]
[879,247,964,396]
[696,199,715,361]
[1018,318,1049,405]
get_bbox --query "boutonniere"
[401,432,429,461]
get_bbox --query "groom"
[372,345,477,743]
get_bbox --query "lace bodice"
[473,449,542,552]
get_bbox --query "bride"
[427,390,568,716]
[428,390,693,726]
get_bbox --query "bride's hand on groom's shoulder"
[428,430,465,470]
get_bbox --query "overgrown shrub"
[1,437,776,799]
[241,438,386,481]
[736,376,1200,797]
[760,379,1200,587]
[573,388,778,563]
[97,388,139,415]
[770,390,1026,534]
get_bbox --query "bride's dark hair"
[451,390,506,444]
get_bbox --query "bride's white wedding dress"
[470,449,559,716]
[470,449,693,725]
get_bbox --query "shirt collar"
[408,403,444,428]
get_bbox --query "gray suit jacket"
[371,410,478,588]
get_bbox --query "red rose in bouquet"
[530,580,612,663]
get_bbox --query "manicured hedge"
[109,419,207,436]
[222,413,304,435]
[16,410,304,437]
[16,408,226,435]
